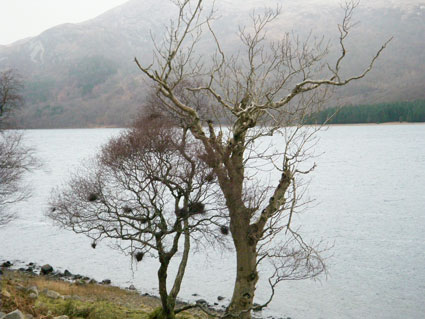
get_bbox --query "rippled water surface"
[1,124,424,319]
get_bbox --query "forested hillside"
[306,100,425,124]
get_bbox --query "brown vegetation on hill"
[0,0,423,128]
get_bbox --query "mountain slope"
[1,0,424,128]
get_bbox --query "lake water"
[1,124,424,319]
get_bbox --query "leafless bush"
[48,113,225,319]
[0,70,38,226]
[0,69,23,126]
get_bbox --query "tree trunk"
[157,259,176,319]
[226,214,258,319]
[170,219,190,301]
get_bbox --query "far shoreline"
[11,121,425,130]
[308,121,425,127]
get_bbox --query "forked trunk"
[155,221,190,319]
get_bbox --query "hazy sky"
[0,0,421,45]
[0,0,129,45]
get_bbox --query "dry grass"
[28,277,129,300]
[0,270,158,318]
[1,270,207,319]
[1,276,43,317]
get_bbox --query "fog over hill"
[1,0,424,128]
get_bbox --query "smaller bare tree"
[0,69,38,226]
[48,114,224,319]
[0,69,23,123]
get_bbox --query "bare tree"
[134,0,391,318]
[0,69,38,226]
[48,114,224,319]
[0,69,23,123]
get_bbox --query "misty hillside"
[0,0,424,128]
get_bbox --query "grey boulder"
[2,310,25,319]
[27,286,38,297]
[46,290,62,299]
[40,264,53,275]
[196,299,208,306]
